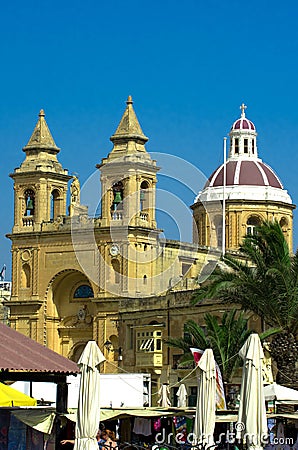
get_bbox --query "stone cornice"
[192,198,296,210]
[10,170,71,181]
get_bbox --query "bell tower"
[98,96,159,230]
[10,110,71,232]
[9,110,71,332]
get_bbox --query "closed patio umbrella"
[193,348,216,448]
[176,383,188,407]
[74,341,105,450]
[236,333,268,450]
[158,383,171,407]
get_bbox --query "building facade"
[7,100,295,402]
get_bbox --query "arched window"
[279,217,288,234]
[24,189,35,216]
[70,343,87,363]
[234,138,239,154]
[244,138,248,153]
[140,180,149,211]
[51,189,60,220]
[73,285,94,298]
[21,264,31,288]
[108,335,119,362]
[111,181,124,211]
[111,259,120,284]
[246,216,261,235]
[143,275,147,285]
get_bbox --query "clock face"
[110,244,119,256]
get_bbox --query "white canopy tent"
[264,382,298,404]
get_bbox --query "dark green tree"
[193,220,298,386]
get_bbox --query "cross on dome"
[240,103,247,117]
[240,103,247,118]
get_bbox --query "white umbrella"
[263,382,298,404]
[237,333,268,450]
[74,341,106,450]
[193,348,216,447]
[158,383,171,407]
[176,383,188,407]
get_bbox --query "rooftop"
[0,324,79,380]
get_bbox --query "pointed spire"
[23,109,60,153]
[110,96,149,151]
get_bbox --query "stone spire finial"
[110,96,149,152]
[23,109,60,153]
[240,103,247,118]
[126,95,133,105]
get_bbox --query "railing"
[111,212,123,220]
[0,282,11,292]
[139,212,149,221]
[22,216,34,226]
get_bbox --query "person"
[101,430,117,449]
[97,429,106,449]
[61,430,104,446]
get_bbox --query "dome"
[230,103,255,131]
[206,160,283,189]
[231,117,255,131]
[194,103,292,206]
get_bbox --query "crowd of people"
[61,429,117,449]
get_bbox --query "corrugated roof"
[0,324,79,374]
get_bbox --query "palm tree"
[193,220,298,386]
[167,308,253,384]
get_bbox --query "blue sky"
[1,0,298,279]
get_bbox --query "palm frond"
[166,309,255,383]
[193,220,298,333]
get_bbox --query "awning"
[12,409,55,436]
[264,383,298,404]
[0,383,37,407]
[6,407,296,439]
[4,407,271,437]
[66,407,239,422]
[65,407,175,422]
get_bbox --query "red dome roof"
[206,160,283,189]
[230,104,256,131]
[231,117,255,131]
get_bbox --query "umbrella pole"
[55,380,69,450]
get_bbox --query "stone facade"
[7,99,202,365]
[6,100,295,403]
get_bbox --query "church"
[7,97,295,399]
